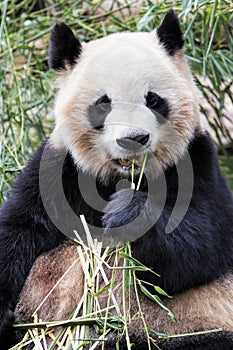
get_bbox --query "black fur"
[0,132,233,349]
[48,22,82,70]
[103,330,233,349]
[158,330,233,350]
[157,10,184,55]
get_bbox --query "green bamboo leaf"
[147,328,168,339]
[94,280,118,296]
[120,252,160,276]
[154,286,172,298]
[139,284,176,321]
[137,5,157,31]
[211,54,228,78]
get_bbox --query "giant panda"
[0,10,233,350]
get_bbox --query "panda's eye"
[95,95,111,112]
[145,91,170,123]
[88,94,112,130]
[96,94,111,104]
[146,91,160,109]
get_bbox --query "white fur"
[102,103,158,159]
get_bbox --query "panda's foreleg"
[0,228,35,348]
[0,303,15,349]
[102,186,233,296]
[0,143,68,348]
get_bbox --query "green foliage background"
[0,0,233,202]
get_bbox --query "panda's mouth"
[116,154,144,170]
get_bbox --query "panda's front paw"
[102,189,148,243]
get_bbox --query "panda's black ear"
[157,10,184,56]
[49,23,82,70]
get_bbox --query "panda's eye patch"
[88,94,112,130]
[145,91,170,124]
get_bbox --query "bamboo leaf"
[94,280,118,296]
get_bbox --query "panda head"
[50,10,202,183]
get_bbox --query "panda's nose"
[116,134,149,151]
